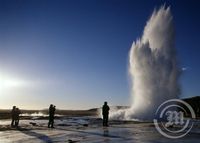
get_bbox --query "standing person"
[48,104,56,128]
[102,102,110,127]
[52,105,56,128]
[11,106,16,127]
[14,108,21,127]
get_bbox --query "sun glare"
[0,74,26,91]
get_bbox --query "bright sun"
[0,74,26,91]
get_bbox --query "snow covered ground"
[0,117,200,143]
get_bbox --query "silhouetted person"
[11,106,16,127]
[14,108,21,127]
[48,104,56,128]
[102,102,110,127]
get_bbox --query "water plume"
[111,6,180,120]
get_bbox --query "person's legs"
[11,116,14,126]
[11,118,14,126]
[16,120,18,126]
[48,117,52,128]
[105,115,108,126]
[15,120,19,127]
[51,120,54,128]
[48,122,50,128]
[49,116,55,128]
[103,116,105,126]
[51,116,54,128]
[103,115,107,126]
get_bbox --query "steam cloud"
[111,6,180,120]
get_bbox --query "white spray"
[111,6,180,120]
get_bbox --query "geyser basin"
[111,6,180,121]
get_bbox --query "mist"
[111,6,180,120]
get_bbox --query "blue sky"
[0,0,200,109]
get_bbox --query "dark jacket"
[102,104,110,115]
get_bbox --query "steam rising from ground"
[21,112,48,117]
[111,6,180,120]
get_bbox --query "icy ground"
[0,117,200,143]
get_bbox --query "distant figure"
[14,108,21,127]
[102,102,110,127]
[11,106,16,127]
[48,104,56,128]
[11,106,21,127]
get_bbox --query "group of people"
[11,106,21,127]
[11,102,110,128]
[47,102,110,128]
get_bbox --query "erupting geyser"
[111,6,180,120]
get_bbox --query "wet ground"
[0,117,200,143]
